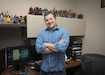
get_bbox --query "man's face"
[44,14,56,30]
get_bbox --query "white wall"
[0,0,105,55]
[73,0,105,55]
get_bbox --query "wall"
[73,0,105,55]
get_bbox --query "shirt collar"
[45,25,59,31]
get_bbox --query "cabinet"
[0,24,27,39]
[68,36,83,60]
[0,24,28,50]
[27,14,86,38]
[57,17,86,36]
[27,15,45,38]
[72,44,82,60]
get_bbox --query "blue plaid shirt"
[35,26,70,72]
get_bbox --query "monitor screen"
[6,46,30,68]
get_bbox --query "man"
[35,11,70,75]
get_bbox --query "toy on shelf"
[19,16,25,24]
[43,8,48,14]
[0,11,27,24]
[28,6,34,15]
[5,15,12,23]
[13,15,19,24]
[34,7,38,15]
[77,14,83,19]
[27,7,84,19]
[0,12,4,24]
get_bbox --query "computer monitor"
[0,45,32,70]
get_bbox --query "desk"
[66,59,81,69]
[66,59,82,75]
[2,60,81,75]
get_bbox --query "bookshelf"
[66,36,84,60]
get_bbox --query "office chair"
[81,53,105,75]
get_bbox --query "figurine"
[13,15,19,24]
[28,7,34,15]
[43,8,48,14]
[19,16,25,24]
[38,8,42,15]
[77,14,83,19]
[0,12,4,24]
[34,7,38,15]
[5,15,12,23]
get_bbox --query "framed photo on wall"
[101,0,105,8]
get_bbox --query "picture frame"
[101,0,105,8]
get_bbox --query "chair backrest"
[81,53,105,75]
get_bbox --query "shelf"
[0,24,26,28]
[27,14,86,38]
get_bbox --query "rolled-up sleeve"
[54,29,70,52]
[35,31,47,54]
